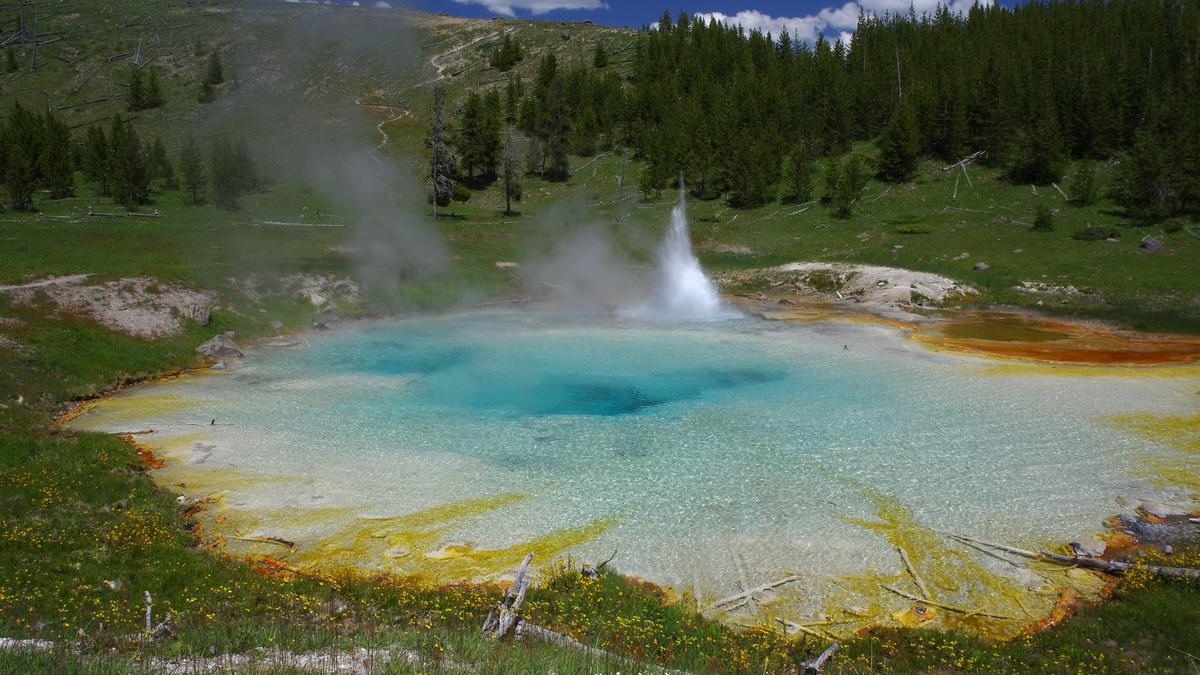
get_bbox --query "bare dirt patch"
[0,276,215,338]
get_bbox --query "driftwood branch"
[515,621,626,664]
[881,584,1015,620]
[944,532,1200,580]
[802,642,840,675]
[897,547,930,600]
[708,575,801,611]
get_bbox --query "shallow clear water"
[72,307,1197,617]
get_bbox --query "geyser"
[622,186,735,321]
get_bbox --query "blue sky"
[321,0,997,43]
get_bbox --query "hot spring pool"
[70,307,1199,631]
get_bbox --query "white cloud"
[693,10,825,42]
[448,0,608,17]
[694,0,992,44]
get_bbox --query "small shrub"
[895,224,933,234]
[1067,162,1098,206]
[1073,225,1118,241]
[1032,204,1054,231]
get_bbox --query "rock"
[1139,501,1188,519]
[209,362,226,371]
[306,291,327,308]
[974,262,989,271]
[1140,236,1164,252]
[270,320,284,331]
[1164,544,1174,555]
[953,252,970,260]
[196,333,243,361]
[494,261,520,269]
[1071,538,1106,557]
[1105,237,1119,243]
[1012,248,1023,253]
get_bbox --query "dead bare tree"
[428,86,455,221]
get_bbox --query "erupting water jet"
[621,184,737,321]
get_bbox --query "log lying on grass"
[481,552,633,667]
[944,532,1200,580]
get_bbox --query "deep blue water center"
[341,316,784,417]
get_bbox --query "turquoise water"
[72,307,1197,614]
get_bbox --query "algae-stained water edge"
[69,307,1199,632]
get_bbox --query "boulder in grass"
[974,262,989,271]
[1140,236,1164,253]
[196,331,243,360]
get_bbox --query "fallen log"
[708,575,801,610]
[941,150,985,172]
[881,584,1015,620]
[231,535,296,550]
[515,620,625,663]
[944,532,1200,580]
[897,547,930,600]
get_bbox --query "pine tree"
[877,102,920,182]
[148,138,176,189]
[206,52,224,85]
[107,117,150,207]
[828,153,867,218]
[1,104,42,210]
[38,113,74,199]
[1066,162,1097,206]
[593,43,609,69]
[490,35,523,72]
[127,69,147,112]
[481,90,503,177]
[1007,86,1066,185]
[456,92,485,179]
[83,126,110,195]
[3,142,37,211]
[233,135,258,193]
[788,139,815,202]
[198,80,215,104]
[179,134,206,204]
[1110,126,1175,221]
[146,69,164,109]
[504,75,523,125]
[543,81,570,181]
[209,137,239,209]
[502,134,522,216]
